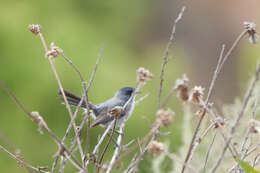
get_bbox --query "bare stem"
[84,45,104,158]
[0,144,46,173]
[182,29,247,173]
[38,31,84,161]
[228,93,260,172]
[201,131,217,173]
[105,116,127,173]
[97,118,118,173]
[210,60,260,173]
[161,87,177,108]
[0,80,31,117]
[158,6,186,108]
[0,80,85,172]
[85,123,113,168]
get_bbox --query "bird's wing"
[90,109,113,128]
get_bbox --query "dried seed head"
[136,67,153,84]
[88,153,97,163]
[189,86,204,104]
[148,141,165,154]
[213,117,226,128]
[46,42,63,58]
[31,111,48,134]
[28,24,41,35]
[243,22,258,44]
[109,106,123,118]
[175,74,189,101]
[156,108,174,127]
[249,119,260,133]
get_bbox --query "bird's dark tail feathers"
[58,89,95,110]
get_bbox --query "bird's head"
[115,87,135,100]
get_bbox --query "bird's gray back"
[95,97,127,116]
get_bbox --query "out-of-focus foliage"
[235,158,260,173]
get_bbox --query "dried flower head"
[30,111,48,134]
[249,119,260,134]
[243,22,258,44]
[148,141,165,154]
[189,86,204,104]
[46,42,63,58]
[175,74,189,101]
[156,108,174,127]
[136,67,153,84]
[88,153,97,163]
[28,24,41,35]
[109,106,123,118]
[213,117,226,128]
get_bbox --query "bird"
[59,87,137,128]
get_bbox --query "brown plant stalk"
[181,28,248,173]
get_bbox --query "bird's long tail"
[58,90,95,110]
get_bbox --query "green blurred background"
[0,0,260,172]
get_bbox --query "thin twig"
[61,53,85,82]
[0,80,85,172]
[206,44,226,103]
[105,120,126,173]
[0,132,16,152]
[123,153,137,173]
[0,144,46,173]
[38,31,84,161]
[252,153,260,168]
[84,45,104,159]
[181,44,226,173]
[210,60,260,173]
[85,123,113,168]
[53,94,86,173]
[161,87,177,108]
[240,93,260,155]
[197,123,215,144]
[50,44,88,173]
[113,8,186,168]
[57,46,103,171]
[97,118,118,173]
[202,131,217,173]
[201,100,236,157]
[158,6,186,108]
[0,80,31,117]
[227,92,260,173]
[135,93,150,105]
[123,124,160,173]
[218,30,247,71]
[182,28,247,173]
[112,117,161,168]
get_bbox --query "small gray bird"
[60,87,137,128]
